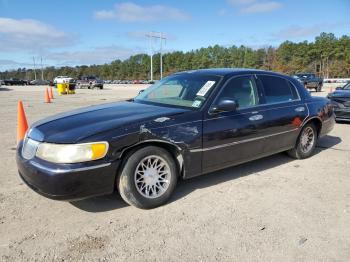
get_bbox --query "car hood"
[329,90,350,98]
[28,101,189,143]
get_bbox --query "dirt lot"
[0,83,349,261]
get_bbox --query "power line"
[146,31,167,80]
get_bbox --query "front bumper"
[93,83,103,88]
[16,141,119,201]
[334,108,350,121]
[305,82,320,88]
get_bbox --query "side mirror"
[335,86,343,90]
[138,89,145,94]
[210,99,237,114]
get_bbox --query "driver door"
[202,75,269,173]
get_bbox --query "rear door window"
[258,75,299,104]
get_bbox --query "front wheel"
[287,123,317,159]
[315,84,322,92]
[117,146,178,209]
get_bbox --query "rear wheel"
[287,123,317,159]
[117,146,178,209]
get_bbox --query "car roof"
[175,68,288,78]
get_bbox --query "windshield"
[134,74,221,109]
[343,83,350,90]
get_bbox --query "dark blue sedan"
[16,69,335,209]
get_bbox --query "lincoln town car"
[16,69,335,209]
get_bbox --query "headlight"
[36,142,109,163]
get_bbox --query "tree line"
[1,32,349,81]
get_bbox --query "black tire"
[117,146,178,209]
[316,84,321,92]
[287,123,317,159]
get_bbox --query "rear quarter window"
[259,75,299,104]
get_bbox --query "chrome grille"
[22,138,40,160]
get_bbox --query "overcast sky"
[0,0,349,70]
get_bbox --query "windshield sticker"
[196,81,216,96]
[192,100,202,108]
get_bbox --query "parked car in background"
[76,75,103,89]
[324,78,350,84]
[3,78,27,86]
[16,69,335,209]
[327,82,350,122]
[119,80,132,84]
[29,80,51,85]
[292,73,323,92]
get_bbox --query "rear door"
[255,74,308,154]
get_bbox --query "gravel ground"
[0,83,349,261]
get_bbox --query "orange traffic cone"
[45,88,51,103]
[17,101,29,144]
[49,87,54,99]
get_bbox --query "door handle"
[295,106,305,112]
[249,114,263,121]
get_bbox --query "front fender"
[109,119,203,178]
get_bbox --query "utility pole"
[146,31,167,80]
[41,57,44,81]
[146,33,154,81]
[33,57,37,80]
[243,47,247,68]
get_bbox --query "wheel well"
[118,141,184,177]
[305,118,322,137]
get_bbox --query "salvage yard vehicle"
[29,79,51,85]
[293,73,323,92]
[53,76,71,85]
[4,78,27,86]
[76,75,104,89]
[16,69,335,209]
[327,82,350,122]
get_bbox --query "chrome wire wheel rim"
[134,155,171,199]
[300,126,315,153]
